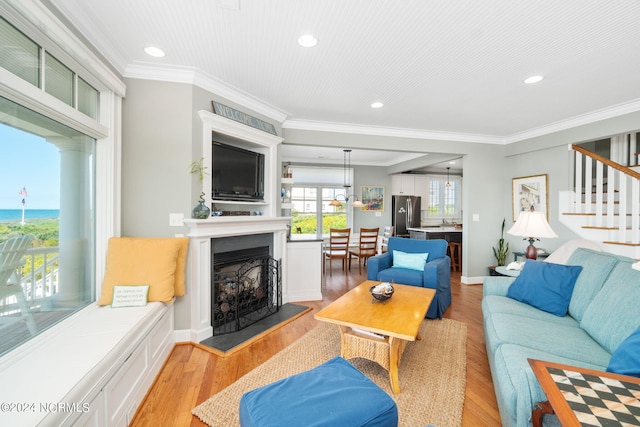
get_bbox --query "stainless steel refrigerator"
[392,195,421,237]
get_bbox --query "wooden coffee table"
[315,280,435,393]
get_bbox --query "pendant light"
[329,149,363,208]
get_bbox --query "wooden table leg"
[532,401,553,427]
[389,337,402,394]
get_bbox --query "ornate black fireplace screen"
[211,248,281,335]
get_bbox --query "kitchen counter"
[288,234,324,242]
[407,227,462,242]
[407,227,462,233]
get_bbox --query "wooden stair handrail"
[572,144,640,180]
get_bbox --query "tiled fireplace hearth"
[183,216,290,342]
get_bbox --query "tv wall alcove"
[181,111,289,342]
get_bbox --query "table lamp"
[507,210,558,260]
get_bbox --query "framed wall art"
[512,174,548,221]
[361,186,384,211]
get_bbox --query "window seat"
[0,301,174,426]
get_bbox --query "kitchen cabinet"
[407,227,462,243]
[391,174,429,201]
[391,174,415,195]
[413,175,430,204]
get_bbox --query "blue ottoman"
[239,356,398,427]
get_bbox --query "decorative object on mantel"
[189,157,211,219]
[508,208,558,259]
[192,192,211,219]
[211,100,277,136]
[329,149,364,208]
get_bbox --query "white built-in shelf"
[212,199,268,205]
[198,110,283,218]
[281,177,294,185]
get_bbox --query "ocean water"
[0,209,60,222]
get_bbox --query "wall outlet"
[472,213,480,222]
[169,213,184,227]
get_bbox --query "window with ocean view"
[0,96,96,356]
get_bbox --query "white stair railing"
[571,144,640,245]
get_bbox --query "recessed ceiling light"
[371,102,384,109]
[298,34,318,48]
[144,46,165,58]
[524,75,544,84]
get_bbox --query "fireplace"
[211,234,281,335]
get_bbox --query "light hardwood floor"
[131,268,501,426]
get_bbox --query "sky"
[0,123,60,209]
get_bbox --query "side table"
[494,266,520,277]
[528,358,640,427]
[513,251,549,262]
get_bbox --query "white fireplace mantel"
[182,217,291,342]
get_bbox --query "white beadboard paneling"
[50,0,640,139]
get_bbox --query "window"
[0,16,100,120]
[291,186,348,235]
[0,96,96,356]
[0,5,119,360]
[427,175,461,220]
[0,17,40,87]
[288,164,355,237]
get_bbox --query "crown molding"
[506,98,640,143]
[124,63,288,124]
[124,62,640,146]
[282,119,507,144]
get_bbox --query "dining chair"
[324,228,351,276]
[380,226,394,253]
[349,227,380,274]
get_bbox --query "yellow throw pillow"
[173,237,188,297]
[99,237,187,305]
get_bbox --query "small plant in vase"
[490,218,510,275]
[189,158,211,219]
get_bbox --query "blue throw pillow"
[506,260,583,316]
[607,324,640,377]
[392,250,429,271]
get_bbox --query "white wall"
[121,78,640,324]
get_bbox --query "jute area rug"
[192,318,467,427]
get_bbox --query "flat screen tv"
[212,142,265,201]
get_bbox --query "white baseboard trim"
[461,275,485,285]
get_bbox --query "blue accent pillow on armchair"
[392,250,429,271]
[506,260,583,316]
[607,325,640,377]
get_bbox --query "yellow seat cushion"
[99,237,189,305]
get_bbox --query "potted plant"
[489,218,509,276]
[189,157,211,219]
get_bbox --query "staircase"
[559,139,640,259]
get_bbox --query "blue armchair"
[367,237,451,319]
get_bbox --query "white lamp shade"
[507,211,558,239]
[351,200,363,208]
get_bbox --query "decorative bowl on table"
[370,282,394,302]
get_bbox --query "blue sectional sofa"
[482,247,640,427]
[367,237,451,319]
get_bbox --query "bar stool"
[448,241,461,272]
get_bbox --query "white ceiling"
[50,0,640,166]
